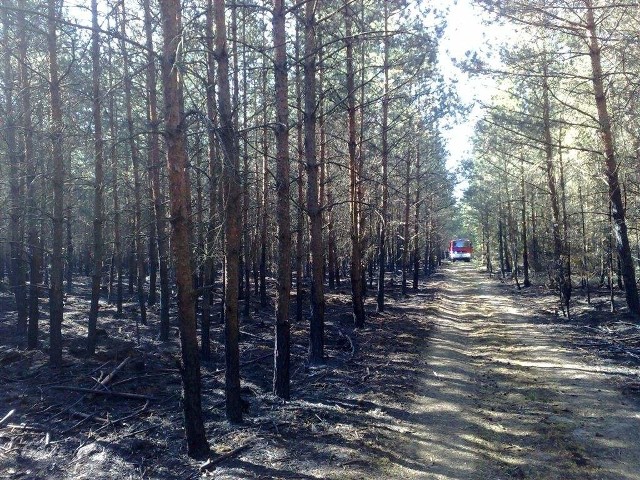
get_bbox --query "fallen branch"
[50,385,154,401]
[5,423,43,432]
[70,410,108,423]
[0,409,16,427]
[100,356,131,388]
[120,424,159,439]
[91,401,150,435]
[211,353,271,375]
[62,415,95,435]
[88,360,113,377]
[111,372,175,388]
[200,443,253,472]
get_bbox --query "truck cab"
[449,238,472,262]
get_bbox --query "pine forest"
[1,1,640,478]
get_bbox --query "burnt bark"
[202,0,219,360]
[120,1,147,325]
[158,0,210,458]
[345,1,365,328]
[3,4,28,336]
[302,0,325,365]
[87,0,105,356]
[542,57,570,315]
[377,1,390,313]
[272,0,292,398]
[18,8,41,349]
[47,0,64,367]
[143,0,170,339]
[520,165,531,288]
[214,0,243,422]
[584,1,639,315]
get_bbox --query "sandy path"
[382,263,640,479]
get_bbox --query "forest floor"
[1,264,640,479]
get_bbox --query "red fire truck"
[449,238,473,262]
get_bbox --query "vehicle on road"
[449,238,472,262]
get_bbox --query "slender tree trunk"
[143,0,170,340]
[579,186,590,303]
[259,61,269,308]
[128,242,135,295]
[294,15,304,324]
[108,40,123,318]
[584,1,639,315]
[233,5,251,318]
[202,0,219,360]
[195,150,205,318]
[318,38,327,288]
[358,6,368,298]
[65,211,73,293]
[3,6,28,336]
[498,216,506,278]
[87,0,105,356]
[542,56,570,315]
[18,8,41,349]
[214,0,243,422]
[327,182,336,290]
[273,0,292,398]
[120,1,147,325]
[484,214,493,275]
[302,0,325,365]
[530,190,540,270]
[48,0,64,367]
[401,151,411,296]
[413,144,421,289]
[158,0,210,458]
[147,203,158,307]
[345,1,365,327]
[377,1,390,313]
[520,164,530,287]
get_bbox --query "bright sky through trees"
[439,0,514,196]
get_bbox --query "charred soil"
[0,265,639,479]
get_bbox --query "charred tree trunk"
[520,165,531,287]
[345,1,365,328]
[158,0,210,458]
[498,217,506,279]
[272,0,292,398]
[327,182,336,291]
[18,8,41,349]
[302,0,325,365]
[120,1,147,325]
[401,151,411,296]
[259,61,269,308]
[542,56,570,316]
[87,0,105,356]
[143,0,170,339]
[65,214,73,293]
[376,1,390,313]
[214,0,243,422]
[202,0,219,360]
[48,0,64,367]
[3,7,28,336]
[579,186,591,303]
[108,44,123,318]
[584,1,639,315]
[413,145,421,290]
[294,14,304,324]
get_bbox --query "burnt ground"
[0,264,639,479]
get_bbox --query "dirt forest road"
[383,263,640,480]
